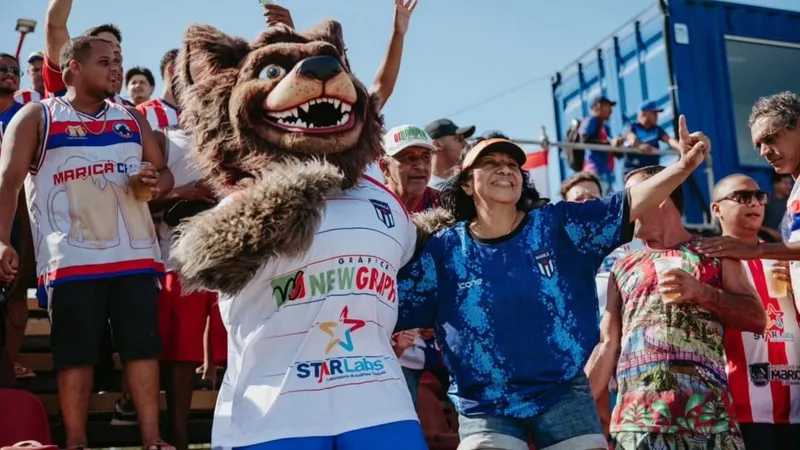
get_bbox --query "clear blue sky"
[3,0,799,142]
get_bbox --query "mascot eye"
[259,65,286,80]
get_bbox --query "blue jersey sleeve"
[396,241,439,332]
[558,190,633,265]
[579,116,599,139]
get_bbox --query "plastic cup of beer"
[653,257,683,300]
[128,162,154,202]
[763,259,788,298]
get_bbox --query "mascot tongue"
[171,21,384,294]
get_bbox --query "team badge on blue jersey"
[534,249,555,278]
[370,199,395,228]
[113,122,133,138]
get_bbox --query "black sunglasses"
[0,66,20,76]
[716,189,769,205]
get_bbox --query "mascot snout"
[264,56,358,134]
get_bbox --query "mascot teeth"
[268,97,354,131]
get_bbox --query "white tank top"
[158,126,201,271]
[26,97,162,287]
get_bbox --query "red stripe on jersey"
[137,98,179,129]
[725,321,753,423]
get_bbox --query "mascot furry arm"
[170,21,384,295]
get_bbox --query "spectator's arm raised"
[45,0,72,70]
[0,104,44,281]
[370,0,418,110]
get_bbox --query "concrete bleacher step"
[49,418,214,448]
[38,390,218,414]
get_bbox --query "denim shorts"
[457,373,607,450]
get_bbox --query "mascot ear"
[179,24,251,87]
[301,20,351,70]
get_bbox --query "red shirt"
[408,187,439,213]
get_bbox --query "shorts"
[610,432,745,450]
[158,271,227,364]
[232,420,427,450]
[48,274,162,369]
[457,373,607,450]
[740,423,800,450]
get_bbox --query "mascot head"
[176,21,383,194]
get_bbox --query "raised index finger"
[678,114,691,142]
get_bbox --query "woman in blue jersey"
[396,117,710,450]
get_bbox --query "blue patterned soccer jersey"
[397,191,632,418]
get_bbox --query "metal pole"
[15,32,27,61]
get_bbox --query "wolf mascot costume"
[170,21,428,450]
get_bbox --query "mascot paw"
[172,159,345,294]
[411,208,456,258]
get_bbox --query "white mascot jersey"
[209,175,419,447]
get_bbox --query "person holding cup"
[585,166,766,450]
[710,174,800,449]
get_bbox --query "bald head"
[713,174,759,202]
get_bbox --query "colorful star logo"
[319,306,366,354]
[766,304,784,330]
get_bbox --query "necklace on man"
[64,98,109,136]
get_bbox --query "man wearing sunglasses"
[712,174,800,449]
[0,54,24,126]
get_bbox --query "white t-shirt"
[158,127,202,271]
[209,176,419,447]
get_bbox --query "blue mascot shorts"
[233,420,427,450]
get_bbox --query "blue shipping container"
[551,0,800,225]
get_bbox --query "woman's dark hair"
[440,132,544,222]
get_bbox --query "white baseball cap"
[382,125,437,157]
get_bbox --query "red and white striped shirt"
[13,89,42,105]
[724,258,800,424]
[136,98,180,130]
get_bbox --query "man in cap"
[580,96,623,194]
[13,52,45,104]
[380,125,444,407]
[381,125,440,212]
[425,118,476,188]
[621,100,682,174]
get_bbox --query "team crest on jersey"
[113,122,133,138]
[534,250,555,278]
[369,199,395,228]
[749,363,770,387]
[66,125,87,137]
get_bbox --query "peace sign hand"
[394,0,419,36]
[677,114,711,171]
